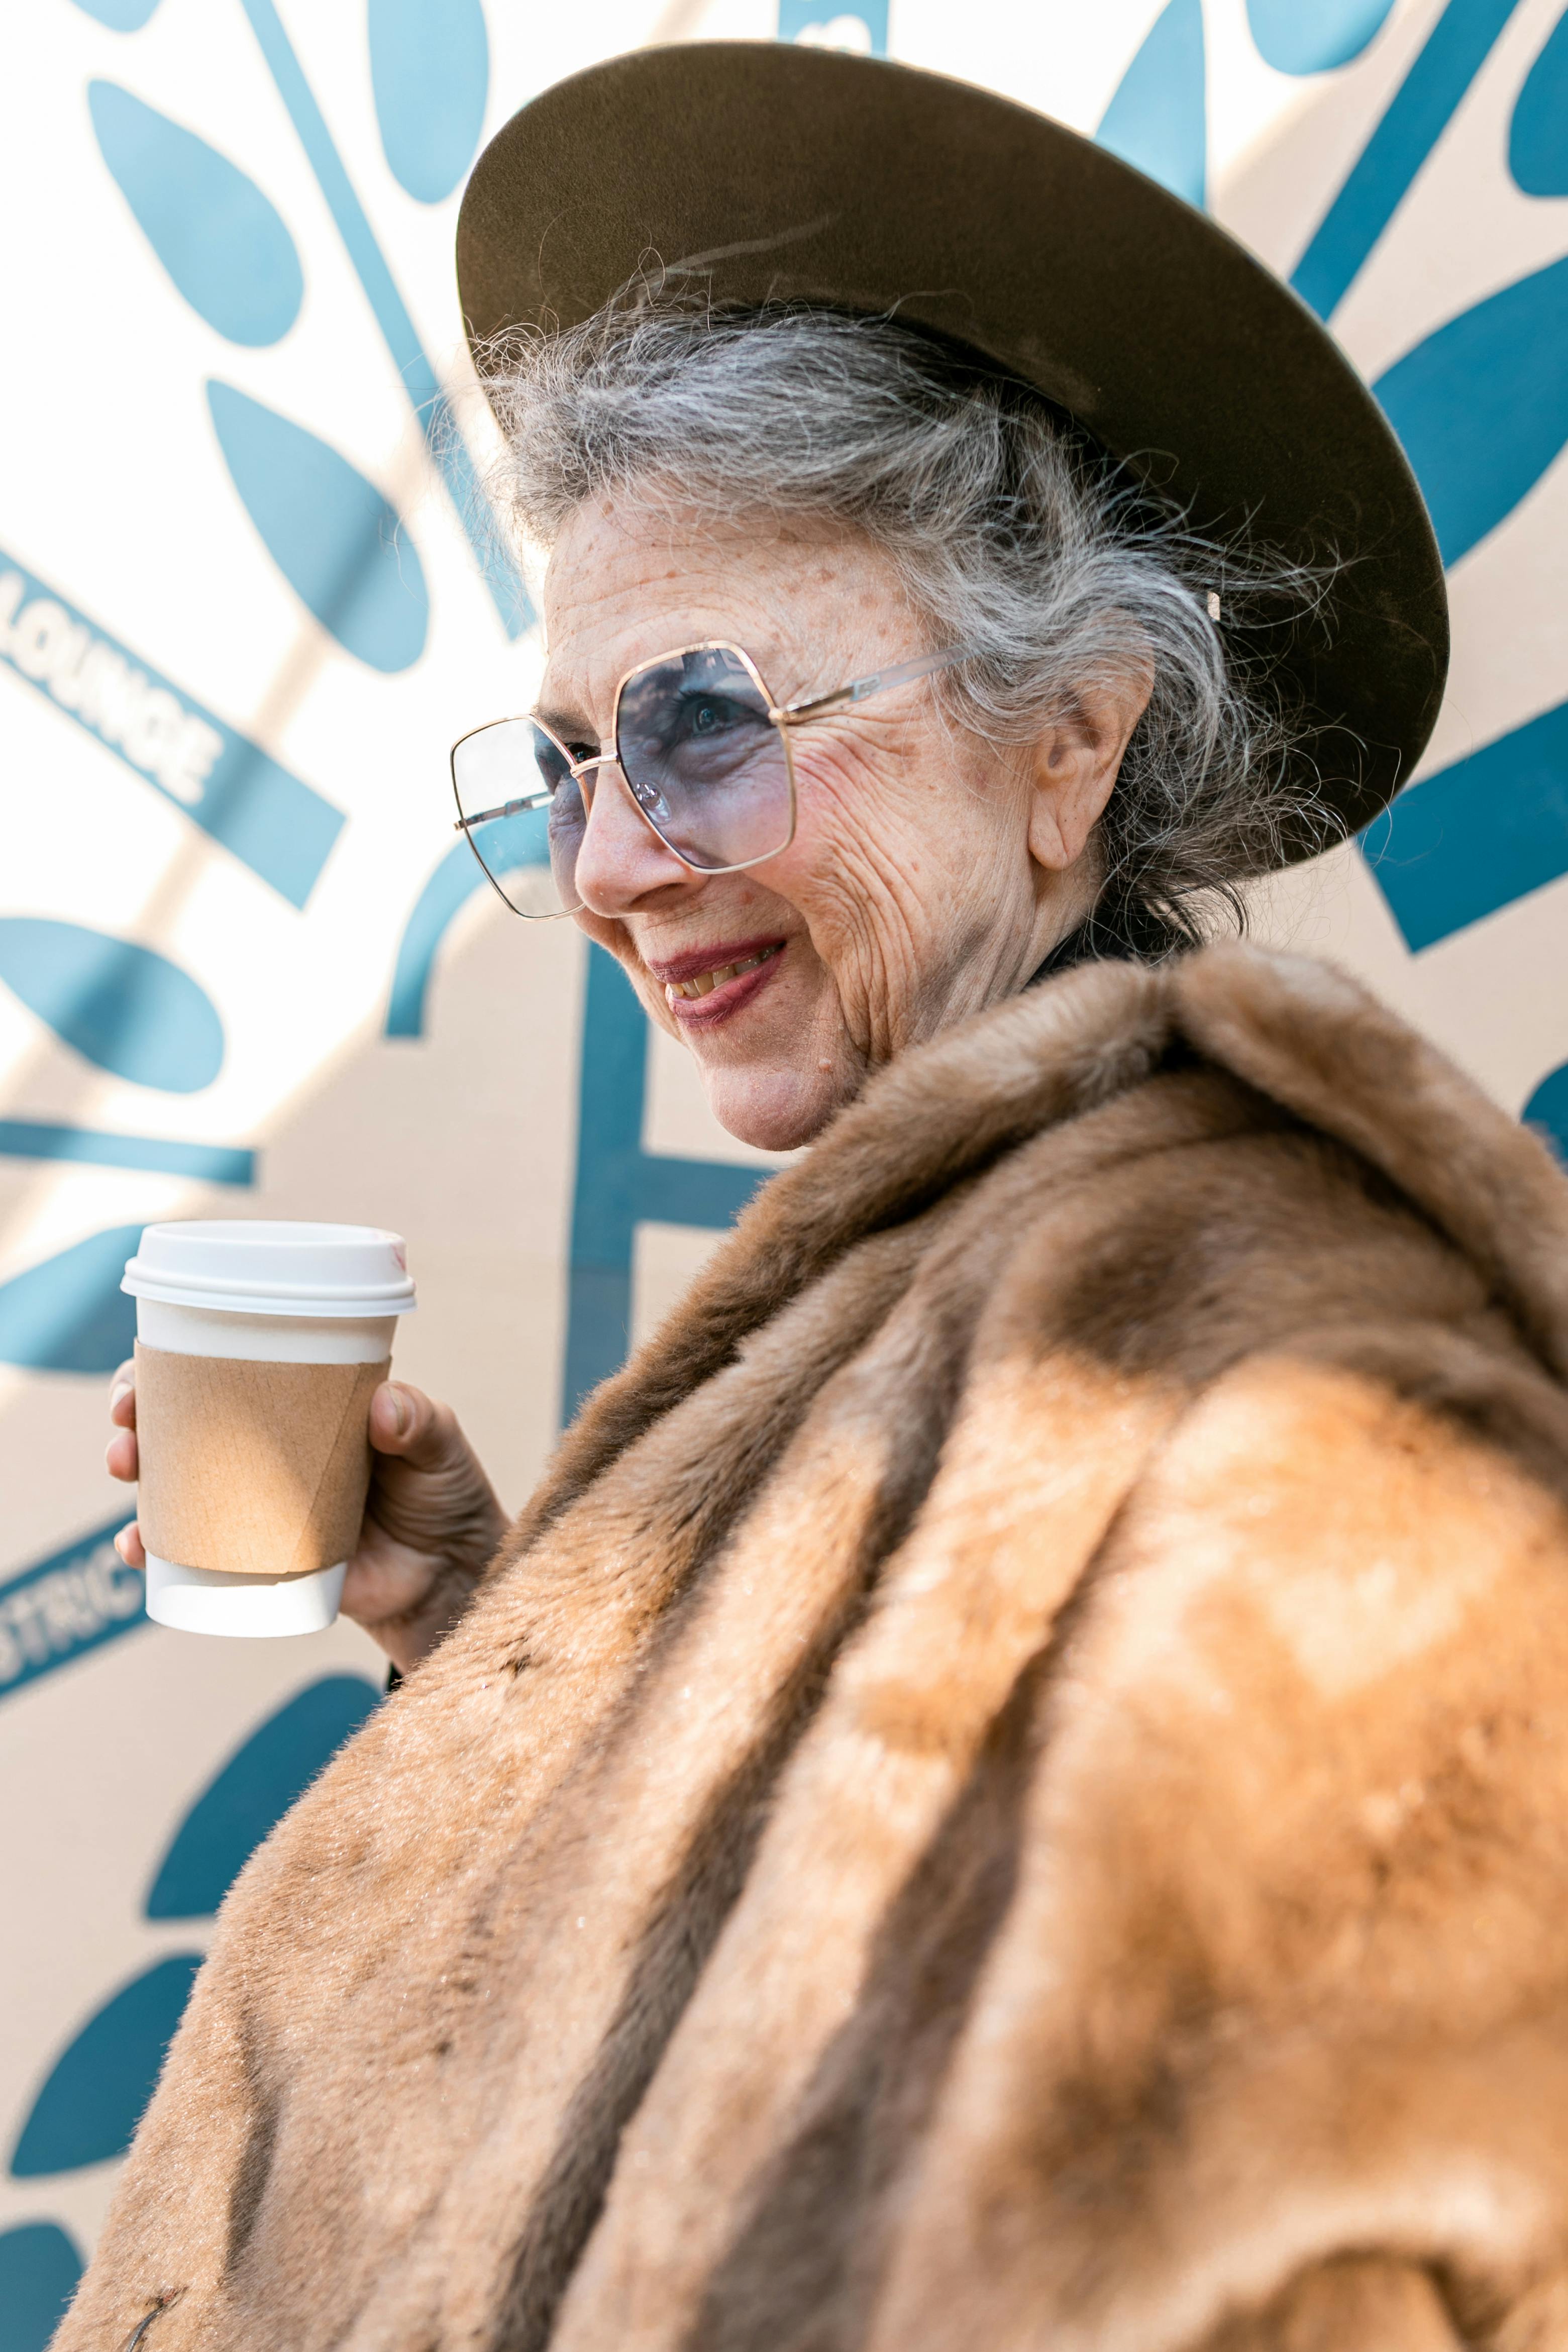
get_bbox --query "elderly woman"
[79,42,1568,2352]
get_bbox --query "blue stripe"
[237,0,531,639]
[0,1119,255,1184]
[563,946,764,1419]
[0,544,343,909]
[1291,0,1523,320]
[639,1154,763,1229]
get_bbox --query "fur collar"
[59,946,1568,2352]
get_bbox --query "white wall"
[2,0,1564,2332]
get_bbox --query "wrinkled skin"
[110,499,1149,1670]
[547,498,1148,1152]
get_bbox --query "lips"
[650,937,787,1025]
[667,945,781,1001]
[648,936,785,987]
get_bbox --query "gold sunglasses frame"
[450,636,975,919]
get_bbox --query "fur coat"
[61,947,1568,2352]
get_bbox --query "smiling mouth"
[664,943,784,1004]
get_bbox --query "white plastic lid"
[122,1220,417,1318]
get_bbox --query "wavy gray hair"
[482,299,1337,958]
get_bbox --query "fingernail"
[110,1381,132,1413]
[386,1384,410,1437]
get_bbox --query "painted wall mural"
[3,0,1567,2340]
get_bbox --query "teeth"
[666,945,780,1004]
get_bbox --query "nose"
[572,761,697,915]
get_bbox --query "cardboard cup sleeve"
[134,1342,390,1579]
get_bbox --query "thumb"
[368,1381,459,1471]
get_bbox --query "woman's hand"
[106,1366,507,1677]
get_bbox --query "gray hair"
[483,298,1339,958]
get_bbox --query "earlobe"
[1025,747,1074,870]
[1026,670,1153,873]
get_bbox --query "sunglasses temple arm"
[778,643,976,724]
[453,792,554,831]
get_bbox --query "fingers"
[368,1382,464,1473]
[108,1362,138,1475]
[106,1401,139,1477]
[369,1379,417,1452]
[114,1519,146,1570]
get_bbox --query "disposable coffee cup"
[121,1221,417,1639]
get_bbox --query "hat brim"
[457,41,1447,860]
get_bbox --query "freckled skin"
[543,497,1153,1153]
[108,495,1154,1672]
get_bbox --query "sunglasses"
[450,637,974,919]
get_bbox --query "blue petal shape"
[1373,254,1568,567]
[147,1675,380,1919]
[1096,0,1207,208]
[89,82,302,347]
[0,2222,83,2352]
[1359,695,1568,950]
[1247,0,1395,74]
[369,0,489,204]
[9,1955,201,2178]
[0,918,224,1093]
[69,0,161,25]
[0,1224,142,1374]
[1510,11,1568,197]
[207,383,429,672]
[387,810,551,1038]
[1525,1060,1568,1163]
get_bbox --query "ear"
[1025,665,1154,873]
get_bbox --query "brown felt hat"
[457,41,1447,860]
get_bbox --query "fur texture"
[60,948,1568,2352]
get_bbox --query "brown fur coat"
[62,947,1568,2352]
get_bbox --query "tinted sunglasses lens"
[451,719,583,917]
[616,647,791,871]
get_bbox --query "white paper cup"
[122,1222,416,1640]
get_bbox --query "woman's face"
[539,498,1147,1152]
